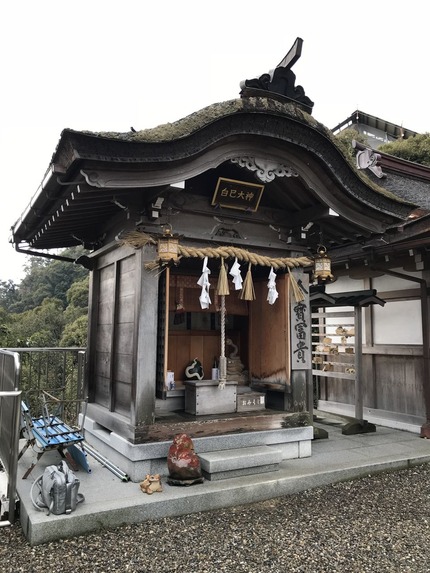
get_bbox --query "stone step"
[198,445,282,481]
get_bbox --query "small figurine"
[139,474,163,494]
[167,433,204,486]
[185,358,204,380]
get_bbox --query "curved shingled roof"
[12,96,420,257]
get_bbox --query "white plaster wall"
[373,300,422,344]
[326,276,365,293]
[372,269,423,292]
[317,274,423,344]
[323,277,364,342]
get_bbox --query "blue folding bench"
[19,390,87,479]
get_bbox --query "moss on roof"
[83,97,324,142]
[79,96,413,207]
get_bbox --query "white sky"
[1,1,429,283]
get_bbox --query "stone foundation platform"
[82,413,313,482]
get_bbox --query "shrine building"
[11,39,430,479]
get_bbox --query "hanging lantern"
[158,227,179,262]
[313,245,334,283]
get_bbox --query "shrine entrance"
[155,263,297,418]
[165,270,249,391]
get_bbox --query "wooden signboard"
[290,271,311,370]
[211,177,264,212]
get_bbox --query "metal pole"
[82,443,130,482]
[0,390,21,526]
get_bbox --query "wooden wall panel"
[168,333,226,384]
[112,380,131,417]
[98,265,115,297]
[115,323,134,354]
[189,337,204,363]
[91,253,137,417]
[405,358,423,414]
[94,375,110,408]
[94,263,115,410]
[167,334,190,383]
[324,377,354,403]
[95,351,110,379]
[118,258,135,297]
[320,351,425,418]
[117,294,135,324]
[95,324,113,353]
[377,358,405,412]
[362,355,375,406]
[112,256,136,415]
[96,265,115,366]
[113,353,133,383]
[120,254,136,274]
[204,336,222,374]
[97,265,115,327]
[98,300,114,325]
[374,355,424,416]
[249,275,289,384]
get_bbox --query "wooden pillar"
[419,276,430,437]
[354,306,363,422]
[290,270,311,414]
[133,246,159,428]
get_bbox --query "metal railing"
[6,347,86,425]
[0,350,21,525]
[0,347,86,524]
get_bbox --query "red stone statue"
[167,433,204,485]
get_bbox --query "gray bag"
[31,460,84,515]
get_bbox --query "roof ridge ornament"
[354,144,386,179]
[240,37,314,113]
[231,156,299,183]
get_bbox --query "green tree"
[0,248,89,348]
[61,276,89,346]
[0,307,17,347]
[11,247,89,313]
[0,248,90,349]
[0,279,20,312]
[379,133,430,166]
[65,276,89,310]
[334,128,368,161]
[11,298,65,347]
[60,315,88,347]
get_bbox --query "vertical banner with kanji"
[290,271,311,370]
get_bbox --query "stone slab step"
[198,445,282,481]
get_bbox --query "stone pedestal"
[184,380,237,415]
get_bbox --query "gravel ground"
[1,463,430,573]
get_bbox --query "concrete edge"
[19,452,430,546]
